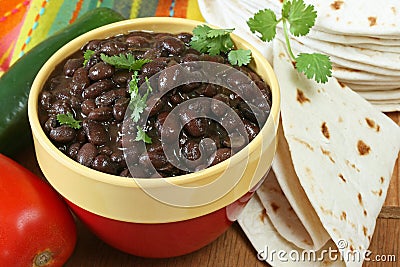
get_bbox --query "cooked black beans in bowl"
[38,31,272,178]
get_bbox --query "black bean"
[67,142,81,159]
[69,96,81,110]
[220,113,238,132]
[87,107,113,121]
[88,62,115,81]
[110,150,126,168]
[211,94,230,117]
[139,150,168,170]
[210,148,231,166]
[82,79,113,99]
[156,36,186,56]
[83,120,109,146]
[44,116,58,133]
[156,112,180,142]
[64,58,84,77]
[227,71,249,88]
[99,41,128,56]
[112,70,132,86]
[180,53,199,63]
[222,132,247,151]
[169,92,188,105]
[77,143,98,167]
[49,125,76,143]
[199,54,225,63]
[91,155,117,174]
[142,48,162,60]
[158,65,183,92]
[126,36,150,48]
[81,99,95,116]
[48,100,72,115]
[243,119,260,141]
[247,70,261,82]
[75,128,87,143]
[147,96,164,117]
[176,32,193,45]
[180,82,201,93]
[70,68,90,96]
[141,60,167,77]
[113,97,129,121]
[85,39,101,51]
[40,91,53,110]
[182,140,201,161]
[238,102,259,124]
[198,84,218,97]
[184,118,208,137]
[96,88,126,106]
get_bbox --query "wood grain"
[13,112,399,266]
[381,112,400,219]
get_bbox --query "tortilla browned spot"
[365,118,380,132]
[330,0,344,10]
[296,88,310,104]
[380,177,385,184]
[357,140,371,155]
[259,208,267,223]
[358,193,363,206]
[340,211,347,220]
[293,137,314,151]
[391,6,397,15]
[321,122,330,139]
[364,209,368,216]
[338,173,347,183]
[320,147,335,163]
[368,16,377,26]
[372,189,383,196]
[363,226,368,236]
[270,202,280,212]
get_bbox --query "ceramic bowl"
[28,17,280,258]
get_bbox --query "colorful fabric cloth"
[0,0,205,76]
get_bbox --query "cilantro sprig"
[56,112,82,129]
[83,49,95,66]
[247,0,332,83]
[190,25,252,67]
[100,53,151,71]
[128,72,152,144]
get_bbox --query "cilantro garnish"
[190,25,252,67]
[100,53,151,71]
[83,49,95,66]
[128,72,152,144]
[56,112,82,129]
[135,126,152,144]
[228,49,252,67]
[247,0,332,83]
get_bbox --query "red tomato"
[0,154,77,267]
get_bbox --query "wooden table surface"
[14,113,399,267]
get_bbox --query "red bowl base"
[65,190,255,258]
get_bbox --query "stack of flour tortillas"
[198,1,400,266]
[239,40,400,266]
[198,0,400,111]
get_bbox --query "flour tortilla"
[277,32,400,71]
[287,37,400,76]
[257,167,329,250]
[273,39,400,267]
[238,195,345,267]
[350,43,400,54]
[307,30,400,46]
[369,102,400,112]
[331,66,400,83]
